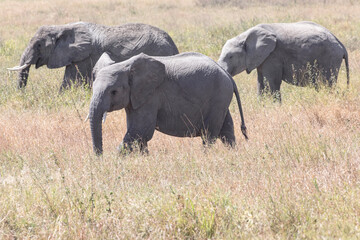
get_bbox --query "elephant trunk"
[89,96,105,155]
[17,46,35,88]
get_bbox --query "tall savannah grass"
[0,0,359,239]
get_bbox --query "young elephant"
[88,52,248,155]
[218,21,349,101]
[8,22,178,91]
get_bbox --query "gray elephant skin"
[9,22,179,90]
[89,52,248,155]
[218,21,349,100]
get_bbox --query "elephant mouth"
[228,68,235,76]
[35,57,45,69]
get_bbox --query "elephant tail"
[344,49,350,87]
[232,78,248,140]
[337,37,350,87]
[333,35,350,87]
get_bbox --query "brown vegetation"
[0,0,359,238]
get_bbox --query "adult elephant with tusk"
[8,22,179,91]
[218,21,349,101]
[88,52,248,155]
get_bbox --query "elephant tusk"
[7,64,30,71]
[102,112,107,123]
[84,113,89,122]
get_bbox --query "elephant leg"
[201,108,227,146]
[263,70,282,102]
[201,134,216,147]
[311,74,319,91]
[325,67,339,88]
[257,71,266,96]
[218,110,236,147]
[60,57,93,91]
[120,127,153,154]
[259,59,283,102]
[269,81,282,102]
[118,139,149,155]
[119,107,157,154]
[309,64,321,91]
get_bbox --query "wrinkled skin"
[218,21,349,101]
[12,22,179,91]
[89,52,248,155]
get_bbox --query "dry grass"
[1,0,360,239]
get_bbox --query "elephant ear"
[47,25,93,68]
[129,54,165,109]
[245,26,277,73]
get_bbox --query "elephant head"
[88,53,165,154]
[92,52,115,81]
[218,26,277,76]
[8,22,93,88]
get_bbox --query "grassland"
[0,0,359,239]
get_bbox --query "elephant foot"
[117,143,132,156]
[220,136,236,148]
[201,135,217,148]
[117,141,149,155]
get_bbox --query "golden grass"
[0,0,360,239]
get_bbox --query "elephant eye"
[229,55,233,59]
[111,90,117,96]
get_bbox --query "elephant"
[218,21,349,101]
[8,22,179,91]
[88,52,248,155]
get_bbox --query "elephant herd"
[8,21,349,155]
